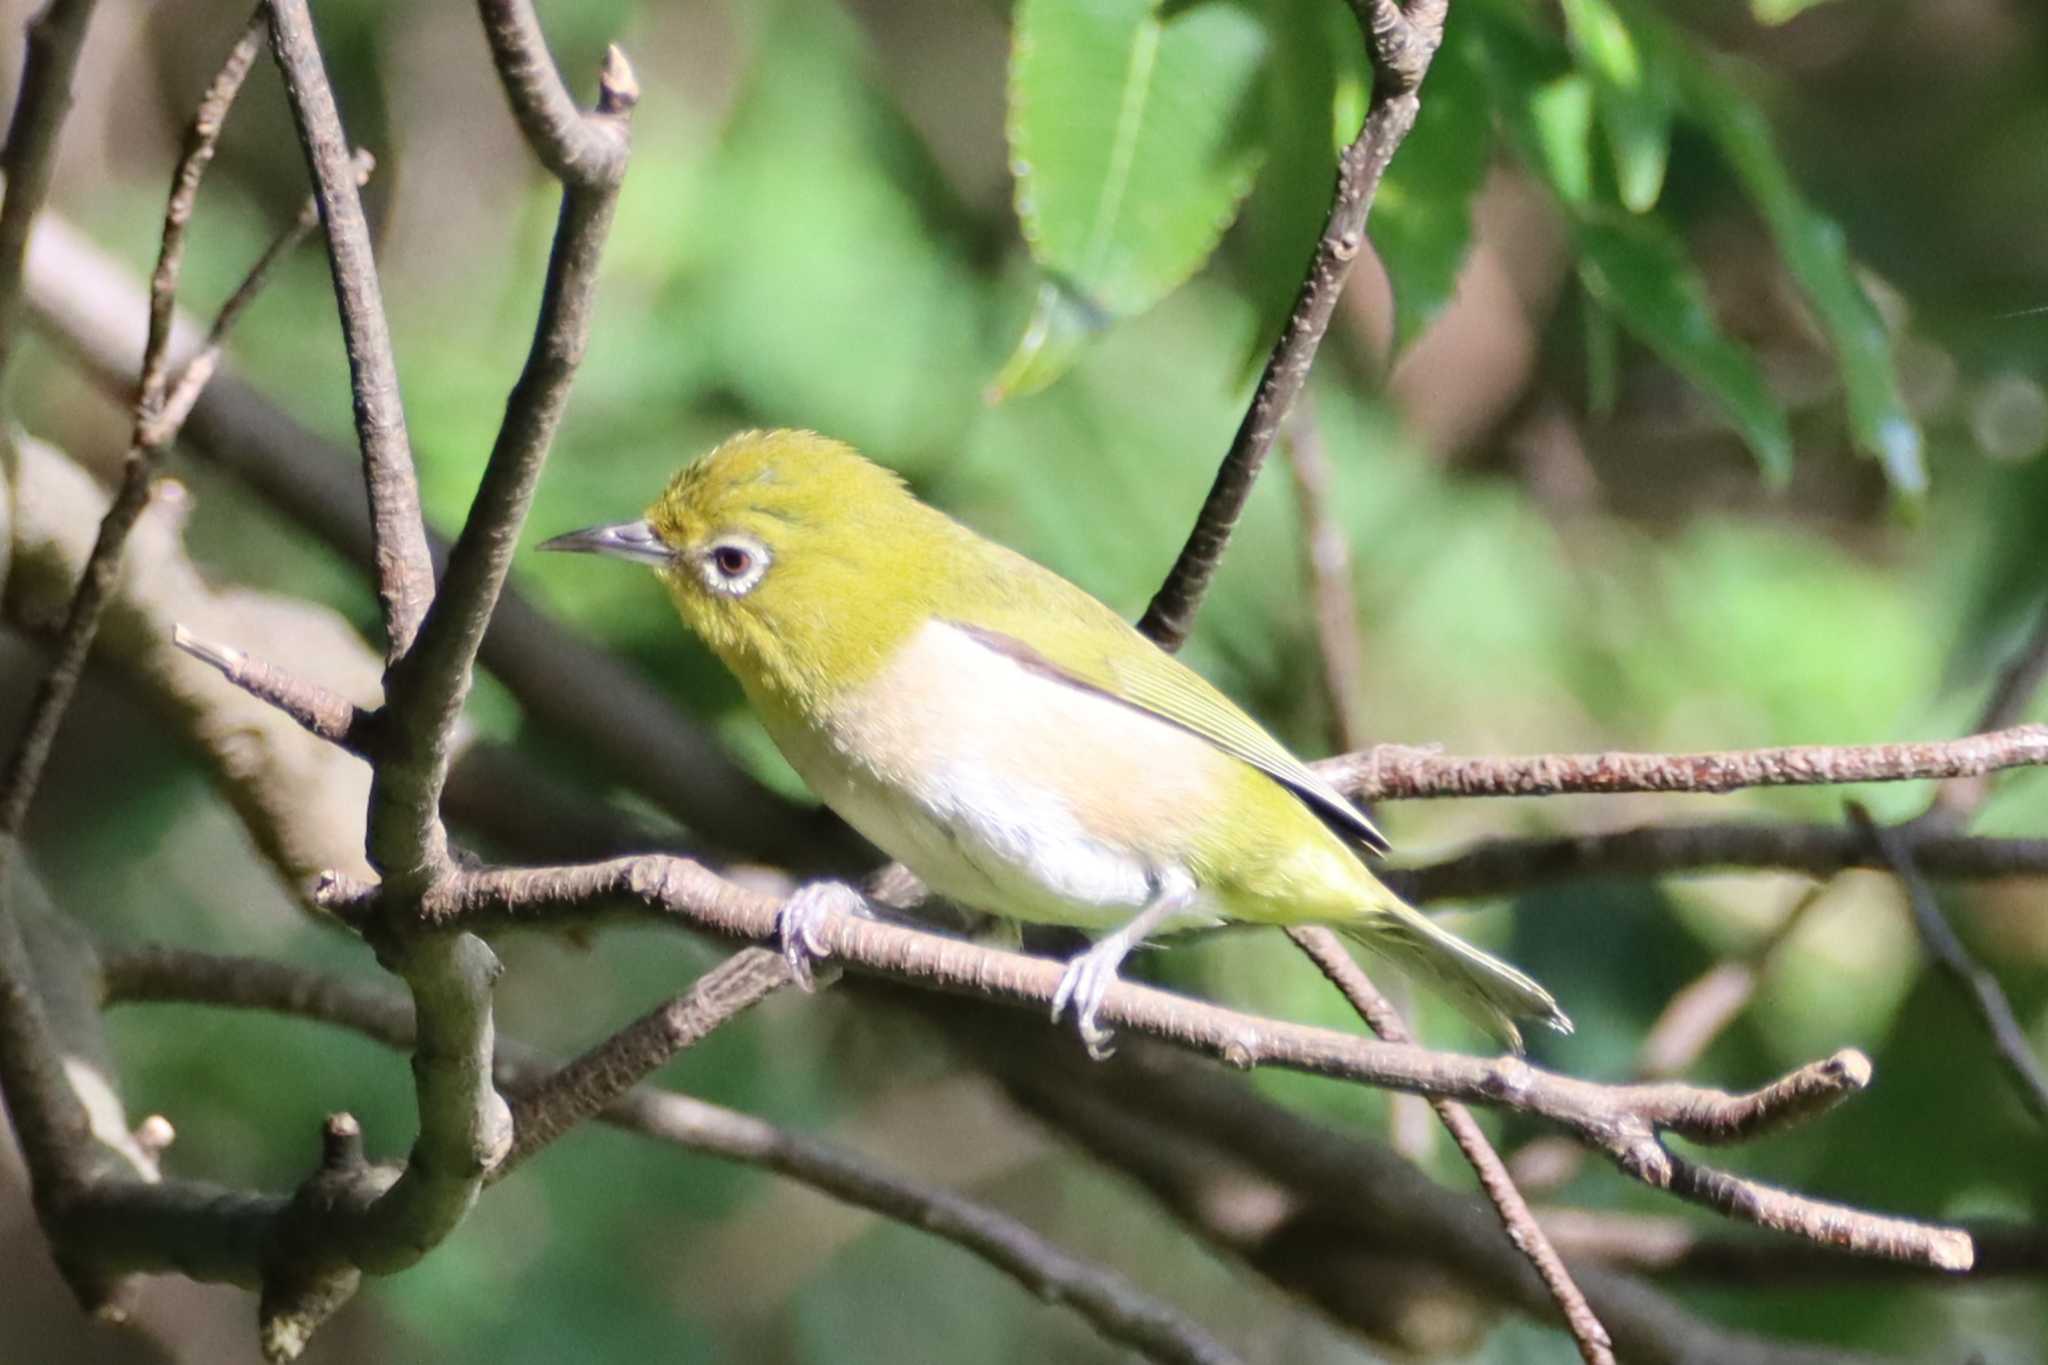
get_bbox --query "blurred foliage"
[6,0,2048,1362]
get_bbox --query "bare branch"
[990,1031,1888,1365]
[374,34,635,888]
[1392,818,2048,905]
[100,945,1249,1365]
[172,625,374,754]
[0,19,273,1287]
[306,852,1969,1268]
[1,10,264,852]
[265,0,435,659]
[144,149,376,449]
[1918,596,2048,826]
[0,0,98,393]
[1851,803,2048,1123]
[496,947,787,1168]
[478,0,637,185]
[1138,0,1449,648]
[1318,724,2048,802]
[1289,927,1615,1365]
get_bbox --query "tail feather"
[1340,906,1570,1054]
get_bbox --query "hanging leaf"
[998,0,1269,399]
[1558,0,1674,212]
[1576,213,1795,483]
[1372,21,1492,352]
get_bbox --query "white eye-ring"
[696,532,771,597]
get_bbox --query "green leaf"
[987,280,1106,401]
[1689,90,1927,494]
[1751,0,1840,24]
[1372,21,1492,352]
[1526,74,1597,206]
[1558,0,1673,212]
[1001,0,1269,396]
[1576,213,1795,482]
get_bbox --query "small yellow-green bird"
[542,430,1568,1055]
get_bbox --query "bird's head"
[541,429,936,702]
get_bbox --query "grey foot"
[1051,939,1131,1060]
[777,882,869,991]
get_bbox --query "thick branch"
[1289,927,1614,1364]
[311,853,1969,1268]
[265,0,434,659]
[1318,724,2048,802]
[1138,0,1447,648]
[373,38,634,888]
[0,0,97,394]
[100,945,1246,1365]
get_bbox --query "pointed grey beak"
[538,518,676,566]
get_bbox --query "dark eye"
[712,544,753,578]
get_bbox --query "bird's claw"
[1052,942,1125,1060]
[777,882,869,992]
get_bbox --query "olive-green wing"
[950,612,1391,858]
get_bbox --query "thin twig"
[989,1029,1887,1365]
[1289,928,1615,1365]
[1139,0,1448,648]
[1318,724,2048,801]
[98,944,1247,1365]
[266,0,435,659]
[1917,595,2048,827]
[0,18,268,1274]
[374,34,635,888]
[0,0,98,396]
[309,853,1969,1268]
[0,11,262,850]
[1850,802,2048,1123]
[1634,878,1832,1080]
[1392,818,2048,905]
[172,625,375,754]
[496,947,786,1168]
[144,148,376,448]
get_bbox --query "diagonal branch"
[1138,0,1449,648]
[265,0,434,660]
[99,944,1247,1365]
[1850,803,2048,1123]
[495,947,787,1168]
[1289,927,1615,1364]
[373,30,635,888]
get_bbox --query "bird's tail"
[1338,901,1570,1054]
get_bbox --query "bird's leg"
[777,881,872,991]
[1051,874,1195,1060]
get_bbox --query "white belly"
[763,620,1227,933]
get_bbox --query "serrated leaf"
[1001,0,1269,396]
[1576,213,1795,482]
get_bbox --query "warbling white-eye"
[542,430,1568,1056]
